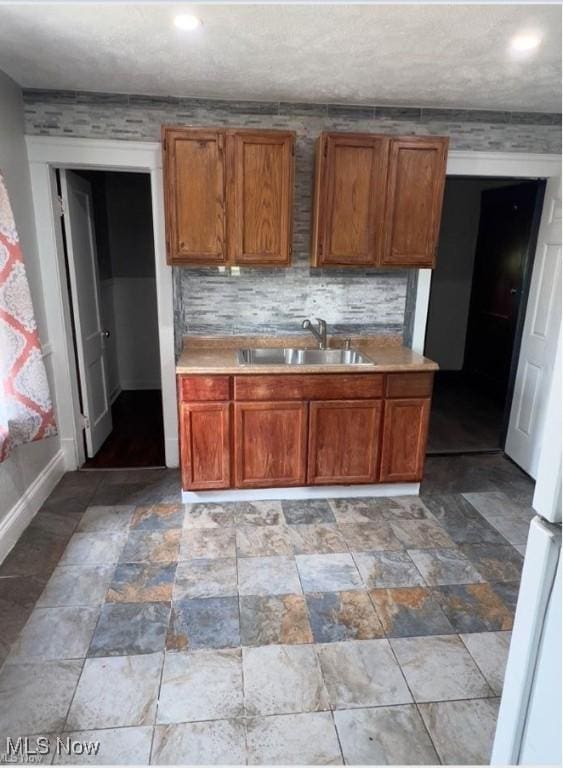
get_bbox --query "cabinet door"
[313,133,389,266]
[163,128,226,265]
[180,402,231,490]
[381,137,448,267]
[308,400,382,485]
[228,131,294,265]
[379,398,430,483]
[234,401,307,488]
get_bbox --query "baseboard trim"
[0,448,66,564]
[60,437,79,470]
[182,482,420,503]
[165,437,179,469]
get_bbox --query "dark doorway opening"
[82,390,165,469]
[61,169,165,469]
[425,176,545,455]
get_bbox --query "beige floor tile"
[419,698,500,764]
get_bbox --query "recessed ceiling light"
[174,13,202,32]
[511,33,541,52]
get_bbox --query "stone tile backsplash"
[173,267,408,337]
[23,90,561,352]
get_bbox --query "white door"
[505,177,562,478]
[60,170,112,457]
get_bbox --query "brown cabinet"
[178,372,433,490]
[228,131,294,265]
[163,128,226,265]
[382,138,448,267]
[308,400,382,485]
[311,132,448,268]
[180,402,231,490]
[163,127,295,266]
[379,398,430,482]
[311,134,389,266]
[234,401,308,488]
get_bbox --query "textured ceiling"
[0,3,561,112]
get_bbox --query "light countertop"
[176,334,439,375]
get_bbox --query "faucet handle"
[344,337,352,350]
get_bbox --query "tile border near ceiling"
[22,89,563,127]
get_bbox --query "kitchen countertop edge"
[176,335,439,375]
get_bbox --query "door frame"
[412,150,561,460]
[26,136,178,468]
[411,150,561,355]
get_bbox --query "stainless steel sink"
[237,347,373,366]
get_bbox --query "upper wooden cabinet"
[382,137,449,267]
[228,131,294,265]
[163,128,226,265]
[163,126,295,266]
[311,132,448,268]
[311,134,389,267]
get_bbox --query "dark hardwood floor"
[83,390,165,469]
[427,371,505,455]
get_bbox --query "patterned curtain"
[0,171,57,461]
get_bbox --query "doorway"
[425,176,545,455]
[58,168,165,468]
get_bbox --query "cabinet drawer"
[179,375,231,401]
[386,372,434,398]
[234,374,384,401]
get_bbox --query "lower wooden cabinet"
[178,373,433,490]
[379,398,430,482]
[308,400,382,484]
[234,401,308,488]
[180,402,231,490]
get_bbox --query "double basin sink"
[237,347,373,366]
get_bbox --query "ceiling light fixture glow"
[510,33,541,52]
[174,13,202,31]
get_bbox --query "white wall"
[519,552,562,765]
[0,71,63,554]
[112,277,161,389]
[425,177,519,370]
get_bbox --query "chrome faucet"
[302,317,328,349]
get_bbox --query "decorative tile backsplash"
[173,267,408,337]
[23,90,561,353]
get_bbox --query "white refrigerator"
[492,340,562,765]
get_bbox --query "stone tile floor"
[0,456,534,765]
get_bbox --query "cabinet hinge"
[80,413,90,430]
[289,244,293,256]
[57,195,65,217]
